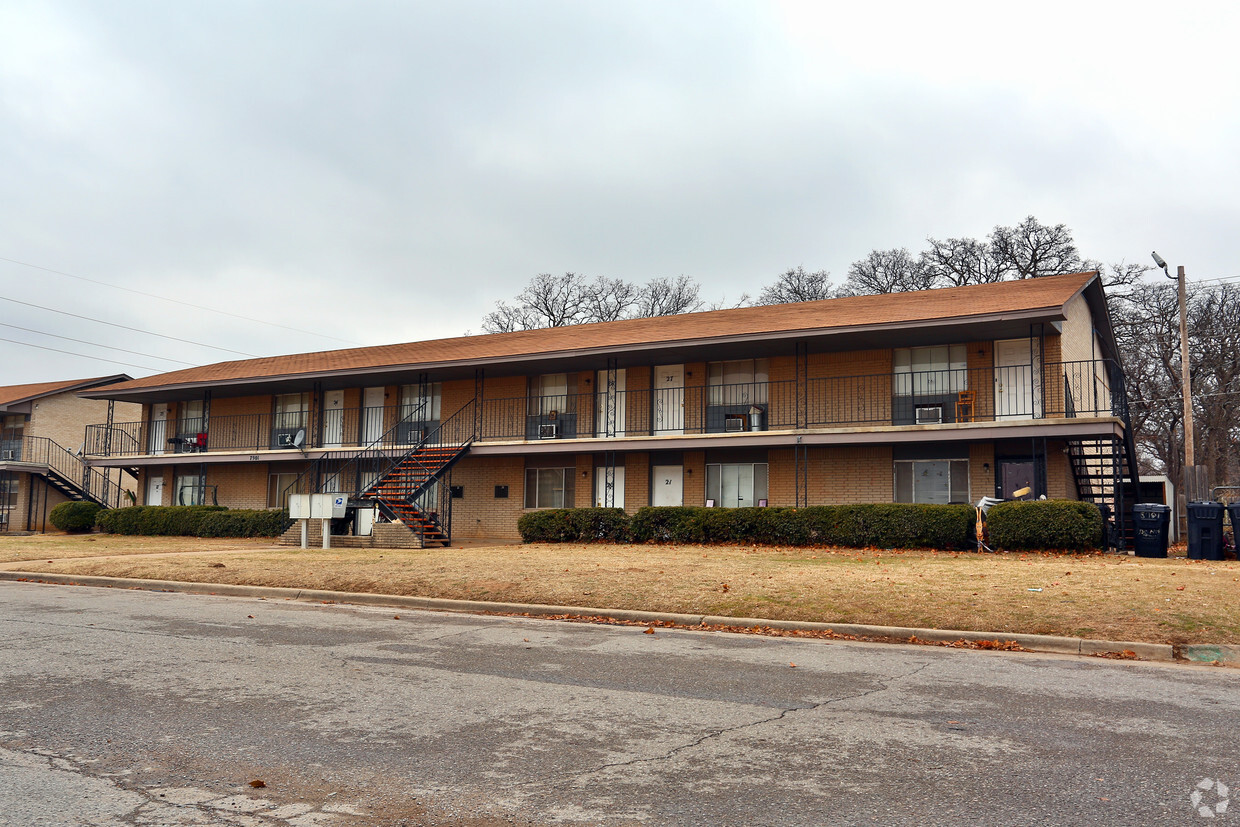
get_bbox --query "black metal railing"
[82,360,1126,458]
[4,436,125,508]
[282,399,475,542]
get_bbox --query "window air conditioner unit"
[724,417,746,432]
[539,423,559,439]
[0,450,14,461]
[915,405,944,425]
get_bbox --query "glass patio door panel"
[995,339,1042,419]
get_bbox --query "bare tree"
[481,272,591,333]
[989,216,1081,279]
[756,266,836,305]
[920,237,1011,287]
[845,248,934,294]
[634,275,704,317]
[583,276,641,323]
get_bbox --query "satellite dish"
[293,429,306,450]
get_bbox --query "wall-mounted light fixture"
[983,463,990,473]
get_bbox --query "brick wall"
[1046,440,1075,500]
[806,349,893,426]
[624,452,649,513]
[683,450,705,506]
[969,443,995,501]
[448,454,526,538]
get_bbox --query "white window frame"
[705,462,769,508]
[893,459,969,504]
[530,374,569,416]
[707,359,769,406]
[274,392,311,430]
[174,474,204,506]
[525,466,575,509]
[893,345,968,396]
[399,382,442,421]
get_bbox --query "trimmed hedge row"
[519,504,976,549]
[48,501,103,533]
[95,506,290,538]
[985,500,1103,550]
[520,501,1105,551]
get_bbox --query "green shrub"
[48,501,103,533]
[94,505,287,538]
[986,500,1103,550]
[529,504,975,548]
[517,508,629,542]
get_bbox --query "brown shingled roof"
[96,272,1098,394]
[0,375,130,409]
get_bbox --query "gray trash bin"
[1132,503,1170,558]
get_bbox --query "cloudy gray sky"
[2,0,1237,385]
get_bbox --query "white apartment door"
[651,465,683,507]
[148,404,168,455]
[994,339,1042,420]
[323,390,345,448]
[595,368,626,437]
[362,386,385,444]
[653,364,685,435]
[595,466,625,508]
[146,474,164,506]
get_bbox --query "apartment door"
[994,339,1041,420]
[362,387,385,444]
[323,390,345,448]
[594,466,625,508]
[595,369,626,437]
[148,404,168,455]
[999,459,1037,499]
[651,465,683,507]
[146,474,164,506]
[653,364,685,434]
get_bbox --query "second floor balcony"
[83,359,1126,459]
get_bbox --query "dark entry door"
[999,460,1036,499]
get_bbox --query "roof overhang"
[82,305,1070,404]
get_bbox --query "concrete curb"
[0,570,1181,663]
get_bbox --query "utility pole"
[1153,252,1202,501]
[1176,265,1194,470]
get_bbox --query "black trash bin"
[1187,501,1225,561]
[1132,503,1171,558]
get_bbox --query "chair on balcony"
[955,391,976,423]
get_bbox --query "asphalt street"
[1,580,1238,826]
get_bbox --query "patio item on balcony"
[955,390,976,422]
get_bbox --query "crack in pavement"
[564,659,936,783]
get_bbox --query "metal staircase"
[0,436,126,512]
[1064,371,1141,550]
[286,399,475,546]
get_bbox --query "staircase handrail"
[283,397,477,502]
[363,398,477,503]
[19,436,125,508]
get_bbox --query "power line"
[0,322,197,366]
[1129,388,1240,406]
[0,255,363,346]
[0,295,258,357]
[0,336,162,372]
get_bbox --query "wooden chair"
[955,390,976,422]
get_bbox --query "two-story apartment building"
[80,271,1136,545]
[0,376,140,532]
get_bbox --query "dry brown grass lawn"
[0,533,275,564]
[7,536,1240,645]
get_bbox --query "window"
[179,400,204,434]
[267,472,300,508]
[399,382,442,421]
[273,392,311,430]
[894,460,969,504]
[705,463,768,508]
[0,472,18,506]
[893,345,968,396]
[530,374,568,415]
[708,359,769,406]
[174,474,204,506]
[0,414,25,460]
[525,467,575,508]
